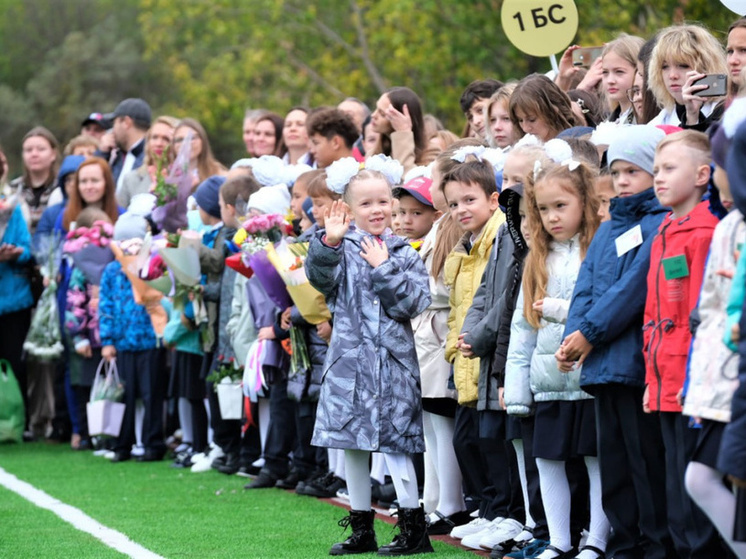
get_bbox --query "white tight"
[512,439,535,528]
[345,449,420,511]
[422,411,465,516]
[685,461,746,558]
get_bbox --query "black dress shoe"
[137,450,165,462]
[275,468,304,489]
[426,509,473,535]
[110,452,131,463]
[244,470,278,489]
[236,464,261,478]
[215,453,240,475]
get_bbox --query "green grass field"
[0,443,478,558]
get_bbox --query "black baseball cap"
[81,112,108,129]
[102,98,152,128]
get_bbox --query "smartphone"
[572,47,604,68]
[692,74,727,97]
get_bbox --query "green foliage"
[0,0,740,172]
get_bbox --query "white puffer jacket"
[504,235,592,416]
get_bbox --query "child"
[601,34,645,125]
[509,75,576,143]
[308,172,342,229]
[394,176,441,243]
[682,122,746,557]
[100,213,166,462]
[504,154,608,559]
[485,84,518,150]
[442,154,505,542]
[558,126,676,559]
[642,130,723,557]
[460,79,504,141]
[458,181,531,555]
[291,169,323,221]
[593,173,615,222]
[306,108,359,169]
[307,159,432,555]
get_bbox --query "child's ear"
[695,163,711,188]
[433,209,443,221]
[488,191,500,210]
[331,135,341,151]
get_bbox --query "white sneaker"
[479,517,524,550]
[103,450,116,460]
[207,445,224,461]
[461,517,504,550]
[450,516,492,539]
[92,449,109,457]
[131,445,145,457]
[190,455,213,473]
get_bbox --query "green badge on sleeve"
[662,254,689,280]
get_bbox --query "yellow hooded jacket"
[444,209,505,405]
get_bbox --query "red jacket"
[643,202,718,412]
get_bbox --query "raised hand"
[683,70,707,125]
[386,103,412,132]
[324,200,350,246]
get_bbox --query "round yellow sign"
[501,0,579,57]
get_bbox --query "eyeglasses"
[625,87,641,103]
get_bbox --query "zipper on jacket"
[653,220,671,411]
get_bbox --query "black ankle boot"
[378,506,434,556]
[329,509,378,555]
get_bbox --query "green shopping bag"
[0,359,25,443]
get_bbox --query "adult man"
[101,98,152,191]
[80,112,108,140]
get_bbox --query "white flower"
[403,165,431,183]
[533,159,543,181]
[481,148,506,172]
[514,134,542,149]
[326,157,361,194]
[365,154,404,186]
[451,145,486,162]
[282,163,313,187]
[590,122,623,146]
[563,159,581,171]
[251,155,286,186]
[543,139,573,164]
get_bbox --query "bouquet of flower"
[265,240,331,325]
[288,325,310,377]
[23,233,64,360]
[151,148,178,207]
[157,235,206,325]
[226,214,294,309]
[151,130,194,233]
[205,356,242,389]
[133,233,173,296]
[64,221,115,285]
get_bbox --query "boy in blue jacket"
[557,126,676,559]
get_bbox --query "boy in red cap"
[393,175,442,245]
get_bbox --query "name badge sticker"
[662,254,689,280]
[615,224,643,257]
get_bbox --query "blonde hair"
[602,34,645,111]
[649,24,728,110]
[522,160,600,328]
[656,129,711,165]
[485,83,518,148]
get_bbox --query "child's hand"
[498,387,506,410]
[676,388,684,407]
[682,71,707,125]
[76,344,92,359]
[360,237,389,268]
[532,299,544,316]
[386,103,412,132]
[717,268,735,279]
[457,333,474,358]
[317,321,332,343]
[555,45,581,91]
[733,323,741,346]
[642,385,650,413]
[102,345,116,362]
[559,330,593,365]
[258,326,276,341]
[280,307,292,330]
[324,200,350,245]
[555,346,576,373]
[577,56,604,92]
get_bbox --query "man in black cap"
[100,98,152,192]
[80,112,108,140]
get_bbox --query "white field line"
[0,466,166,559]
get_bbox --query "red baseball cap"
[393,176,433,207]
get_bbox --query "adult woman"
[62,158,120,232]
[369,86,427,173]
[242,109,268,155]
[727,18,746,99]
[253,113,285,157]
[648,24,728,130]
[172,118,227,191]
[282,107,312,165]
[10,127,60,234]
[118,116,179,208]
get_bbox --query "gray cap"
[103,98,152,127]
[113,212,149,241]
[607,125,666,175]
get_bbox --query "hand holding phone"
[691,74,727,97]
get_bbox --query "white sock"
[335,449,346,480]
[178,398,193,446]
[384,453,420,509]
[258,398,270,454]
[686,461,746,557]
[134,399,144,448]
[422,411,439,513]
[370,452,387,485]
[430,413,465,516]
[536,457,572,552]
[345,449,372,511]
[583,456,610,552]
[512,438,535,529]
